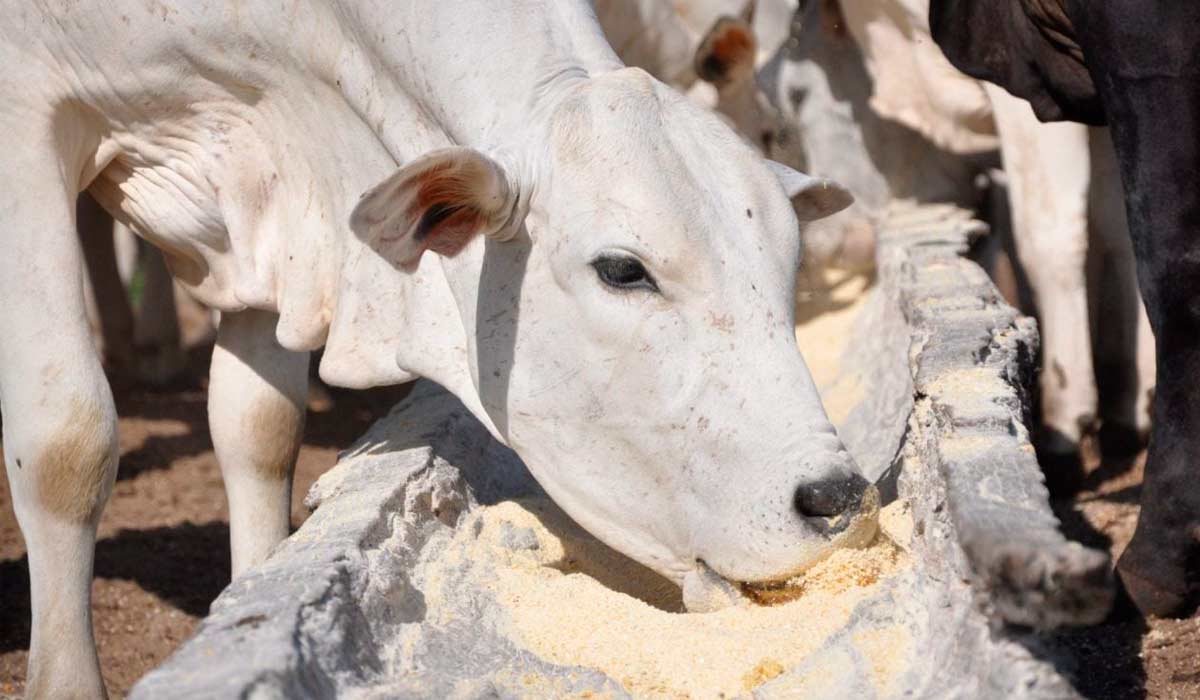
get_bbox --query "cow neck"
[320,224,507,442]
[341,0,624,148]
[319,1,629,443]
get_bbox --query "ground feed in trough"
[131,204,1112,699]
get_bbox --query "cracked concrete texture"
[131,205,1109,699]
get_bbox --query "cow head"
[351,68,871,607]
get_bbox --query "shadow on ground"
[0,521,231,654]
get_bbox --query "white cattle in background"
[778,0,1154,478]
[595,0,783,152]
[756,0,982,277]
[0,1,868,696]
[598,0,882,278]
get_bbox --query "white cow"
[595,0,783,152]
[0,2,865,696]
[77,0,779,395]
[822,0,1154,477]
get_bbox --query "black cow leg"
[1116,368,1200,616]
[1115,297,1200,617]
[1074,1,1200,618]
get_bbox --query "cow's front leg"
[1113,170,1200,615]
[1088,127,1154,453]
[1077,15,1200,615]
[1117,292,1200,615]
[208,309,309,576]
[1,150,117,698]
[986,84,1096,493]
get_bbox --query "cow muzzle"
[795,472,872,531]
[681,484,881,613]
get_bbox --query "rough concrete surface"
[132,205,1111,699]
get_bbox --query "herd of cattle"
[0,0,1195,697]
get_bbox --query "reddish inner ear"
[420,204,483,257]
[697,19,756,84]
[406,163,485,258]
[711,26,754,68]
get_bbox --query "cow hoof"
[1037,449,1086,498]
[1116,562,1193,618]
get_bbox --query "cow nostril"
[794,473,869,518]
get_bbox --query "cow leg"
[1087,127,1154,453]
[1119,280,1200,615]
[1,146,116,698]
[77,192,136,378]
[208,308,308,576]
[985,84,1095,493]
[1077,10,1200,615]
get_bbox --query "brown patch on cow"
[35,398,116,522]
[244,394,305,481]
[695,17,756,86]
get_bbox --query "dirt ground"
[0,351,1197,698]
[1046,442,1200,700]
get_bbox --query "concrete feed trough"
[132,205,1113,699]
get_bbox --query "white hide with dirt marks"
[131,208,1111,699]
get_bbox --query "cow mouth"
[681,560,747,613]
[684,485,882,611]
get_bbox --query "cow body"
[0,2,866,695]
[826,0,1154,483]
[930,0,1200,616]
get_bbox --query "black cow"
[929,0,1200,618]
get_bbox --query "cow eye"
[591,254,659,293]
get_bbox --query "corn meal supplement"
[423,496,913,699]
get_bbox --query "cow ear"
[351,147,519,271]
[694,15,757,86]
[766,160,854,222]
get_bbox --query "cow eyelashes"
[591,254,660,293]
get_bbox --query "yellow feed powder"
[425,497,913,699]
